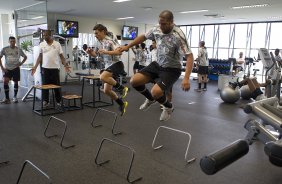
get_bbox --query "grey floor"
[0,78,281,184]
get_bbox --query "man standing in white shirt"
[32,30,70,106]
[233,52,244,75]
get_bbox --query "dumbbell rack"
[208,59,232,80]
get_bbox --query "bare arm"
[98,49,122,56]
[0,56,6,72]
[182,53,194,91]
[59,53,71,73]
[31,53,42,75]
[86,48,97,57]
[118,35,146,51]
[18,55,27,67]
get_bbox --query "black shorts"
[198,66,209,75]
[103,61,125,80]
[139,61,181,91]
[3,67,20,81]
[138,65,146,71]
[133,61,139,70]
[233,66,243,71]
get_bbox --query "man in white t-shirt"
[32,30,70,107]
[233,52,244,75]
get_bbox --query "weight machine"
[200,49,282,175]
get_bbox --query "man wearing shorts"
[87,24,128,115]
[196,41,209,91]
[0,36,27,103]
[118,10,193,121]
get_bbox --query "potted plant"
[20,40,33,52]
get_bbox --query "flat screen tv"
[122,25,138,40]
[57,20,79,38]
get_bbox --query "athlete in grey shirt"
[118,10,194,121]
[0,36,27,103]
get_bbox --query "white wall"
[47,13,155,78]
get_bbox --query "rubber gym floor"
[0,77,281,184]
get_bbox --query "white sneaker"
[12,97,18,103]
[43,101,49,108]
[139,99,156,111]
[160,106,174,121]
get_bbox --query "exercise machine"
[200,59,282,174]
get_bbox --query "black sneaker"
[119,101,128,116]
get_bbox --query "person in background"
[196,41,209,92]
[131,44,141,74]
[0,36,27,104]
[118,10,193,121]
[32,30,71,107]
[274,48,282,64]
[233,52,245,75]
[86,24,128,116]
[138,42,147,70]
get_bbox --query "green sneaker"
[120,86,129,99]
[119,101,128,116]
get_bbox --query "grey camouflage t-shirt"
[0,46,26,70]
[145,25,192,69]
[98,34,121,68]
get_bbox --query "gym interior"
[0,0,282,183]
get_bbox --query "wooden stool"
[81,75,113,108]
[62,94,83,111]
[32,84,64,116]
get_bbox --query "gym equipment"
[62,94,83,111]
[16,160,52,184]
[81,75,113,108]
[152,126,196,164]
[220,85,240,103]
[240,85,252,100]
[91,108,121,135]
[44,116,75,149]
[200,72,282,175]
[94,138,142,183]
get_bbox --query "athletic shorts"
[233,66,243,71]
[139,61,181,91]
[3,67,20,81]
[102,61,125,80]
[198,66,209,75]
[138,65,146,71]
[133,61,139,70]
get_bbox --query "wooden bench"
[62,94,83,111]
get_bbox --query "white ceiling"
[1,0,282,25]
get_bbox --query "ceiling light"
[267,16,282,20]
[113,0,131,2]
[31,16,44,20]
[143,7,153,11]
[180,10,209,14]
[231,4,269,9]
[117,17,134,20]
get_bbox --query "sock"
[4,84,9,100]
[114,82,123,90]
[198,83,201,89]
[134,85,154,101]
[14,83,18,97]
[115,98,124,106]
[157,95,172,108]
[204,83,207,89]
